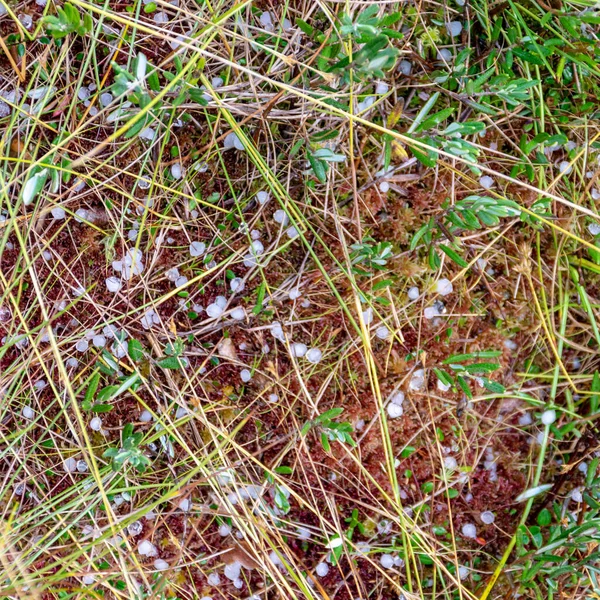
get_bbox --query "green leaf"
[444,351,502,363]
[307,152,327,183]
[537,508,552,526]
[128,339,145,361]
[22,169,49,206]
[439,244,468,268]
[157,356,186,370]
[84,372,100,405]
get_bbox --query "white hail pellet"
[387,403,403,418]
[231,307,246,320]
[479,175,494,189]
[408,286,420,300]
[139,127,155,141]
[268,393,278,402]
[376,82,389,95]
[292,342,307,357]
[380,554,395,569]
[51,207,66,220]
[153,11,168,23]
[458,565,469,580]
[240,369,252,383]
[286,226,299,239]
[175,275,188,287]
[541,409,556,425]
[376,325,390,339]
[105,277,121,293]
[223,132,244,151]
[64,457,78,472]
[138,540,157,556]
[462,523,477,539]
[256,191,269,204]
[518,412,532,426]
[588,223,600,236]
[90,417,102,431]
[99,92,113,107]
[315,562,329,577]
[436,278,453,296]
[444,456,458,470]
[76,339,89,352]
[218,523,231,536]
[389,391,404,405]
[306,348,322,364]
[154,559,169,571]
[362,308,373,324]
[558,161,572,174]
[379,181,390,193]
[22,406,34,419]
[207,572,221,585]
[437,379,452,392]
[480,511,495,524]
[230,277,244,293]
[273,209,289,226]
[408,369,425,392]
[189,241,206,257]
[399,60,412,75]
[139,410,153,423]
[206,303,223,319]
[446,21,463,37]
[92,335,106,348]
[171,163,183,179]
[224,561,241,581]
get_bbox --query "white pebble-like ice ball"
[588,223,600,236]
[444,456,457,471]
[240,369,252,383]
[207,572,221,585]
[379,181,390,193]
[436,278,453,296]
[219,523,232,536]
[231,307,246,320]
[315,562,329,577]
[306,348,322,364]
[387,403,403,418]
[140,410,153,423]
[51,207,66,220]
[479,175,494,189]
[273,209,289,226]
[541,409,556,425]
[138,540,157,556]
[90,417,102,431]
[380,554,395,569]
[64,457,78,472]
[408,286,419,300]
[446,21,463,37]
[171,163,183,179]
[399,60,412,75]
[376,325,390,339]
[230,277,244,292]
[76,339,89,352]
[480,511,495,524]
[458,565,469,580]
[558,161,572,174]
[224,561,241,581]
[462,523,477,539]
[22,406,34,419]
[206,303,223,319]
[256,191,269,204]
[189,241,206,257]
[292,342,307,357]
[106,277,122,293]
[389,391,404,405]
[154,559,169,571]
[99,92,113,107]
